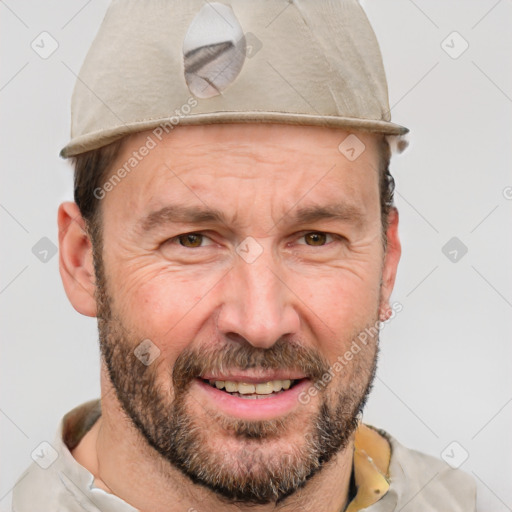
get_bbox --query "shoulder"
[368,425,477,512]
[11,400,118,512]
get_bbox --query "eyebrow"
[139,205,227,233]
[287,203,366,228]
[138,202,366,234]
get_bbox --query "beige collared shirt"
[12,399,477,511]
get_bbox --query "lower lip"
[192,378,311,421]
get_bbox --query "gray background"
[1,0,511,510]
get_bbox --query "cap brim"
[60,111,408,158]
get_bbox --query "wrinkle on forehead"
[103,124,381,230]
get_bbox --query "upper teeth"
[209,379,293,394]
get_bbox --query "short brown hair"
[72,134,395,242]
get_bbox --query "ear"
[58,202,97,317]
[379,207,401,321]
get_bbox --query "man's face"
[92,124,397,504]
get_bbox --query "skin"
[58,123,401,512]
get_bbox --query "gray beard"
[94,253,379,505]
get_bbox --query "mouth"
[193,375,311,420]
[201,378,303,399]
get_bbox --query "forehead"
[101,123,382,223]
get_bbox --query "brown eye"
[178,233,204,248]
[304,232,328,246]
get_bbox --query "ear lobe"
[58,201,97,317]
[379,207,401,320]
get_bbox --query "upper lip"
[199,372,307,383]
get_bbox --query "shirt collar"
[60,400,390,511]
[345,423,391,511]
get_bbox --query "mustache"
[172,338,331,392]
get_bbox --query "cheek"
[292,263,382,363]
[111,263,220,353]
[297,263,382,323]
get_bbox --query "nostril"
[224,332,251,345]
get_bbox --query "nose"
[216,247,300,349]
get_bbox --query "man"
[13,0,476,510]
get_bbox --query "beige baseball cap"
[60,0,408,158]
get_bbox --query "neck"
[73,373,355,512]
